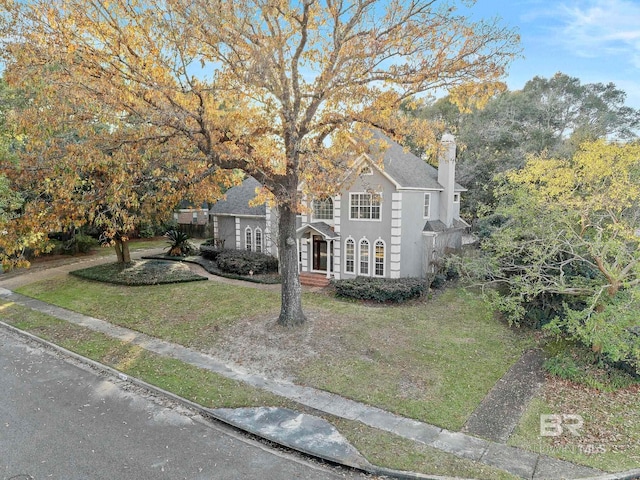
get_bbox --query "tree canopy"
[460,140,640,374]
[0,0,520,325]
[409,73,640,218]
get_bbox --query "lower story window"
[345,238,355,273]
[245,227,252,251]
[359,239,369,275]
[374,240,385,276]
[255,228,263,252]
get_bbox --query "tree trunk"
[277,202,306,326]
[121,240,131,263]
[113,238,132,263]
[113,240,124,263]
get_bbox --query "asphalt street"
[0,329,366,480]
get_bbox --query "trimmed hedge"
[215,249,279,275]
[199,244,224,261]
[333,276,426,303]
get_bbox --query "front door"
[312,236,328,271]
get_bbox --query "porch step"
[299,272,331,287]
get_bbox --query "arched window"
[345,238,355,274]
[359,238,370,276]
[313,197,333,220]
[245,226,253,251]
[374,239,385,277]
[255,228,263,253]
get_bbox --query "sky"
[462,0,640,108]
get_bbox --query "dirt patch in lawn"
[209,307,349,381]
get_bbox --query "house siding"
[338,168,395,279]
[399,190,429,278]
[176,209,208,225]
[214,216,236,250]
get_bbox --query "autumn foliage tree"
[0,0,519,326]
[1,71,235,265]
[458,140,640,373]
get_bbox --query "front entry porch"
[296,222,340,280]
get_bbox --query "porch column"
[326,240,333,279]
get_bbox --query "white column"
[390,192,402,278]
[326,240,332,278]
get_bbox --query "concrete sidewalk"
[0,280,611,480]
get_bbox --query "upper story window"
[423,193,431,219]
[453,192,460,203]
[312,197,333,220]
[349,193,381,220]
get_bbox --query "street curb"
[0,320,465,480]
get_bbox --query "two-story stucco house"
[209,132,467,283]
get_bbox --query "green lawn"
[0,301,520,480]
[509,378,640,472]
[6,271,638,474]
[15,276,530,430]
[297,288,531,429]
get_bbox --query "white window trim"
[344,237,355,274]
[244,226,253,251]
[349,192,382,222]
[453,192,460,203]
[358,237,370,276]
[255,227,263,253]
[373,238,386,277]
[312,197,334,221]
[423,193,431,219]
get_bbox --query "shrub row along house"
[195,132,467,284]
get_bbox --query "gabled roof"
[365,130,466,191]
[296,222,340,240]
[209,177,266,216]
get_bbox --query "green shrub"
[333,276,426,303]
[544,354,581,381]
[200,244,224,261]
[543,342,639,391]
[216,249,279,275]
[430,274,447,289]
[49,233,98,255]
[137,219,177,238]
[74,233,99,253]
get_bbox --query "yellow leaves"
[449,81,507,113]
[508,140,640,241]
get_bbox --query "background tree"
[457,140,640,374]
[1,69,235,264]
[0,77,46,268]
[1,0,519,326]
[409,73,640,219]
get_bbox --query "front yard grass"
[6,266,639,474]
[508,378,640,472]
[0,301,520,480]
[15,276,530,431]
